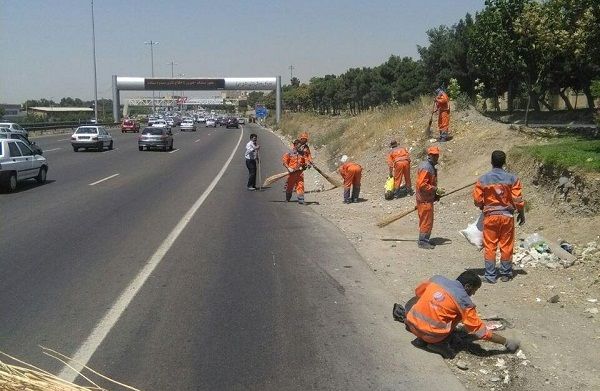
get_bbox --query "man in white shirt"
[245,133,260,190]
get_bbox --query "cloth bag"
[384,177,395,200]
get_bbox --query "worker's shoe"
[285,192,292,202]
[247,187,256,191]
[418,240,435,250]
[425,342,455,359]
[500,275,512,282]
[392,303,406,322]
[480,276,497,284]
[297,197,305,205]
[407,188,415,196]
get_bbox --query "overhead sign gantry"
[112,76,282,123]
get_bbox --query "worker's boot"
[343,189,351,204]
[297,195,305,205]
[418,233,435,249]
[394,186,407,198]
[351,186,360,203]
[285,192,292,202]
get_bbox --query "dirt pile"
[273,102,600,391]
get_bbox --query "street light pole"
[177,73,185,111]
[91,0,98,122]
[167,60,178,105]
[144,40,159,112]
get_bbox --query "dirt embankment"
[273,102,600,391]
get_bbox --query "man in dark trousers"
[245,133,260,190]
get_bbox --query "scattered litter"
[559,241,574,254]
[547,295,560,303]
[490,376,501,382]
[486,320,505,331]
[479,369,490,375]
[494,358,506,369]
[456,360,469,370]
[584,308,599,314]
[536,298,542,302]
[516,350,527,360]
[515,233,576,269]
[587,298,598,303]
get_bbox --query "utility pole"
[289,65,295,84]
[91,0,98,123]
[167,60,178,104]
[144,40,159,112]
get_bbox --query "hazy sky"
[0,0,484,103]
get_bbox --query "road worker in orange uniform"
[338,155,362,203]
[298,132,313,163]
[416,146,440,249]
[473,150,525,283]
[434,88,451,141]
[387,140,412,198]
[282,139,310,204]
[400,271,520,358]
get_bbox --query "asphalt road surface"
[0,123,464,390]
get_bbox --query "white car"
[205,118,216,127]
[71,126,114,152]
[237,117,246,124]
[0,138,48,192]
[180,119,196,132]
[0,122,28,137]
[151,119,169,129]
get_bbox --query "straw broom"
[376,182,476,228]
[0,347,140,391]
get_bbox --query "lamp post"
[177,73,185,111]
[144,40,159,112]
[167,60,178,104]
[91,0,98,123]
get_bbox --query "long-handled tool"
[263,171,291,187]
[376,181,476,228]
[312,163,342,188]
[426,101,437,139]
[257,150,262,190]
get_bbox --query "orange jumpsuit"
[339,162,362,202]
[282,146,309,202]
[416,158,437,243]
[406,275,492,344]
[436,91,450,136]
[387,146,411,191]
[473,168,524,281]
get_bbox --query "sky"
[0,0,484,103]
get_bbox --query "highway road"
[0,123,464,390]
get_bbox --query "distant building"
[29,106,93,119]
[1,103,25,118]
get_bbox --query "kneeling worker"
[338,155,362,203]
[402,271,520,358]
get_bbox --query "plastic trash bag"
[384,177,394,200]
[460,212,484,250]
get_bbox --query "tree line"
[253,0,599,115]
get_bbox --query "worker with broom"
[338,155,362,203]
[282,139,310,204]
[473,150,525,283]
[434,87,451,141]
[387,140,413,198]
[416,146,441,249]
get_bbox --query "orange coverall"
[339,162,362,202]
[416,159,438,242]
[436,91,450,135]
[282,147,309,202]
[406,275,492,344]
[473,168,524,281]
[387,146,411,190]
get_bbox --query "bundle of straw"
[0,347,140,391]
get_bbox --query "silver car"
[71,126,114,152]
[139,127,174,151]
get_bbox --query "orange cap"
[427,146,440,155]
[299,132,309,141]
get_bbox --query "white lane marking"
[168,148,179,154]
[89,173,120,186]
[102,148,119,153]
[44,148,62,152]
[59,128,245,382]
[194,138,202,143]
[57,138,71,141]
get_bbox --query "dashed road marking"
[168,148,179,154]
[44,148,62,152]
[89,173,119,186]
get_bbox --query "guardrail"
[22,121,116,131]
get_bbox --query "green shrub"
[513,139,600,172]
[454,92,472,112]
[447,78,461,100]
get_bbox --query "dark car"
[225,117,239,128]
[216,116,226,126]
[138,127,174,151]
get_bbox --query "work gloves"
[517,210,526,226]
[287,167,294,173]
[504,338,520,352]
[434,187,445,202]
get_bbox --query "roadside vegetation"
[513,138,600,172]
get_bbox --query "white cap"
[340,155,348,163]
